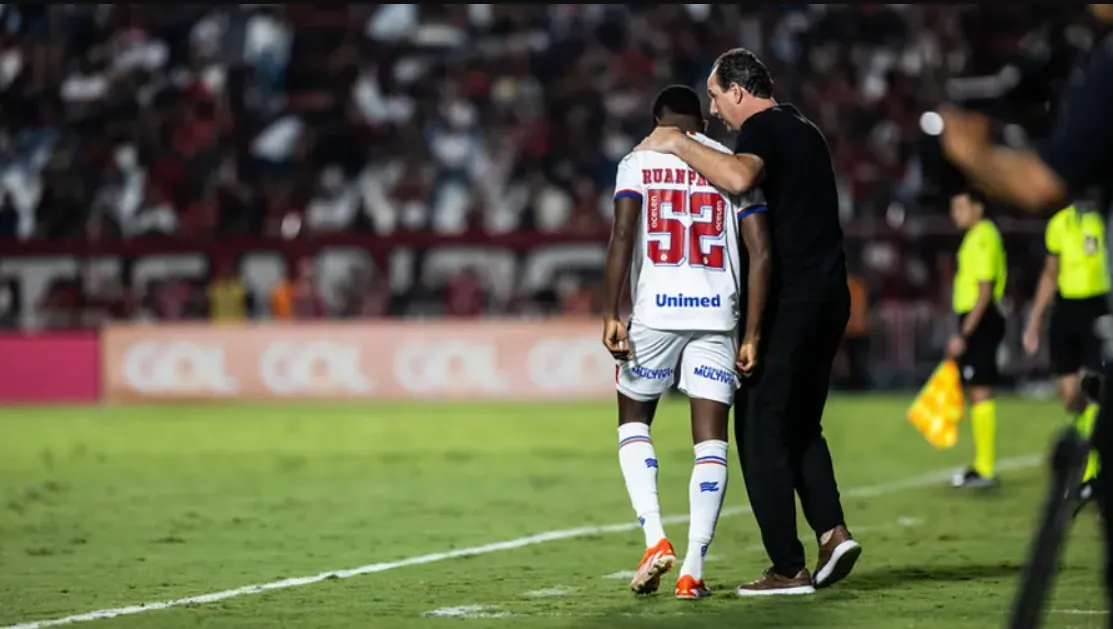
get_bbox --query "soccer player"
[946,190,1008,489]
[1022,200,1108,505]
[601,85,771,599]
[635,48,858,595]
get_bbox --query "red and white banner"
[100,321,616,402]
[0,332,100,403]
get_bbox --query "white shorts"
[616,322,738,406]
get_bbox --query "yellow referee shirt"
[953,219,1007,314]
[1046,205,1110,299]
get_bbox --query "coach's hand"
[737,337,758,375]
[946,334,967,360]
[603,317,631,361]
[634,126,682,154]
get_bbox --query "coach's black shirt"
[734,104,848,303]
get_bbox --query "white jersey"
[613,132,765,332]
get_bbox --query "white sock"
[679,439,729,580]
[618,422,666,546]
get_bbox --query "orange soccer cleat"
[629,538,676,594]
[675,574,712,599]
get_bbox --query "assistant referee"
[946,190,1008,490]
[636,47,860,596]
[1023,201,1108,504]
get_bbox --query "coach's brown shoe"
[813,525,862,589]
[736,568,815,596]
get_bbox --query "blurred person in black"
[939,4,1113,626]
[636,47,860,595]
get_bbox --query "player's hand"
[1022,324,1041,356]
[737,337,758,375]
[938,106,992,170]
[603,316,631,361]
[634,126,683,155]
[945,334,967,360]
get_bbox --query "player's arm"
[941,35,1113,213]
[602,194,641,320]
[738,202,771,345]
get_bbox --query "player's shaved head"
[652,85,705,132]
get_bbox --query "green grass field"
[0,396,1107,628]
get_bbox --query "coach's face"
[707,73,746,132]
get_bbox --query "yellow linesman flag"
[907,360,965,449]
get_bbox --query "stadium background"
[0,5,1109,629]
[1,4,1101,399]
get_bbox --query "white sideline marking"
[425,605,509,618]
[522,586,576,598]
[1050,609,1109,615]
[3,454,1041,629]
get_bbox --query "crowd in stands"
[0,4,1084,338]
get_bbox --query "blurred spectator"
[0,278,20,329]
[841,271,872,390]
[335,263,391,318]
[271,257,326,320]
[444,268,486,318]
[208,263,250,322]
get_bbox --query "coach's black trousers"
[735,292,850,576]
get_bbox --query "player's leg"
[953,309,1005,488]
[787,296,861,589]
[673,332,734,599]
[733,305,816,595]
[615,322,683,594]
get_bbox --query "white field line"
[1049,609,1109,615]
[2,454,1042,629]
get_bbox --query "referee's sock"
[679,439,728,581]
[972,399,997,479]
[1076,404,1101,483]
[617,422,667,546]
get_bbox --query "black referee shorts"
[1049,296,1108,377]
[958,307,1005,387]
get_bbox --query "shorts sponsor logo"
[692,364,734,386]
[259,341,372,394]
[122,340,239,394]
[630,365,674,380]
[655,293,722,308]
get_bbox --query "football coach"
[636,47,861,596]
